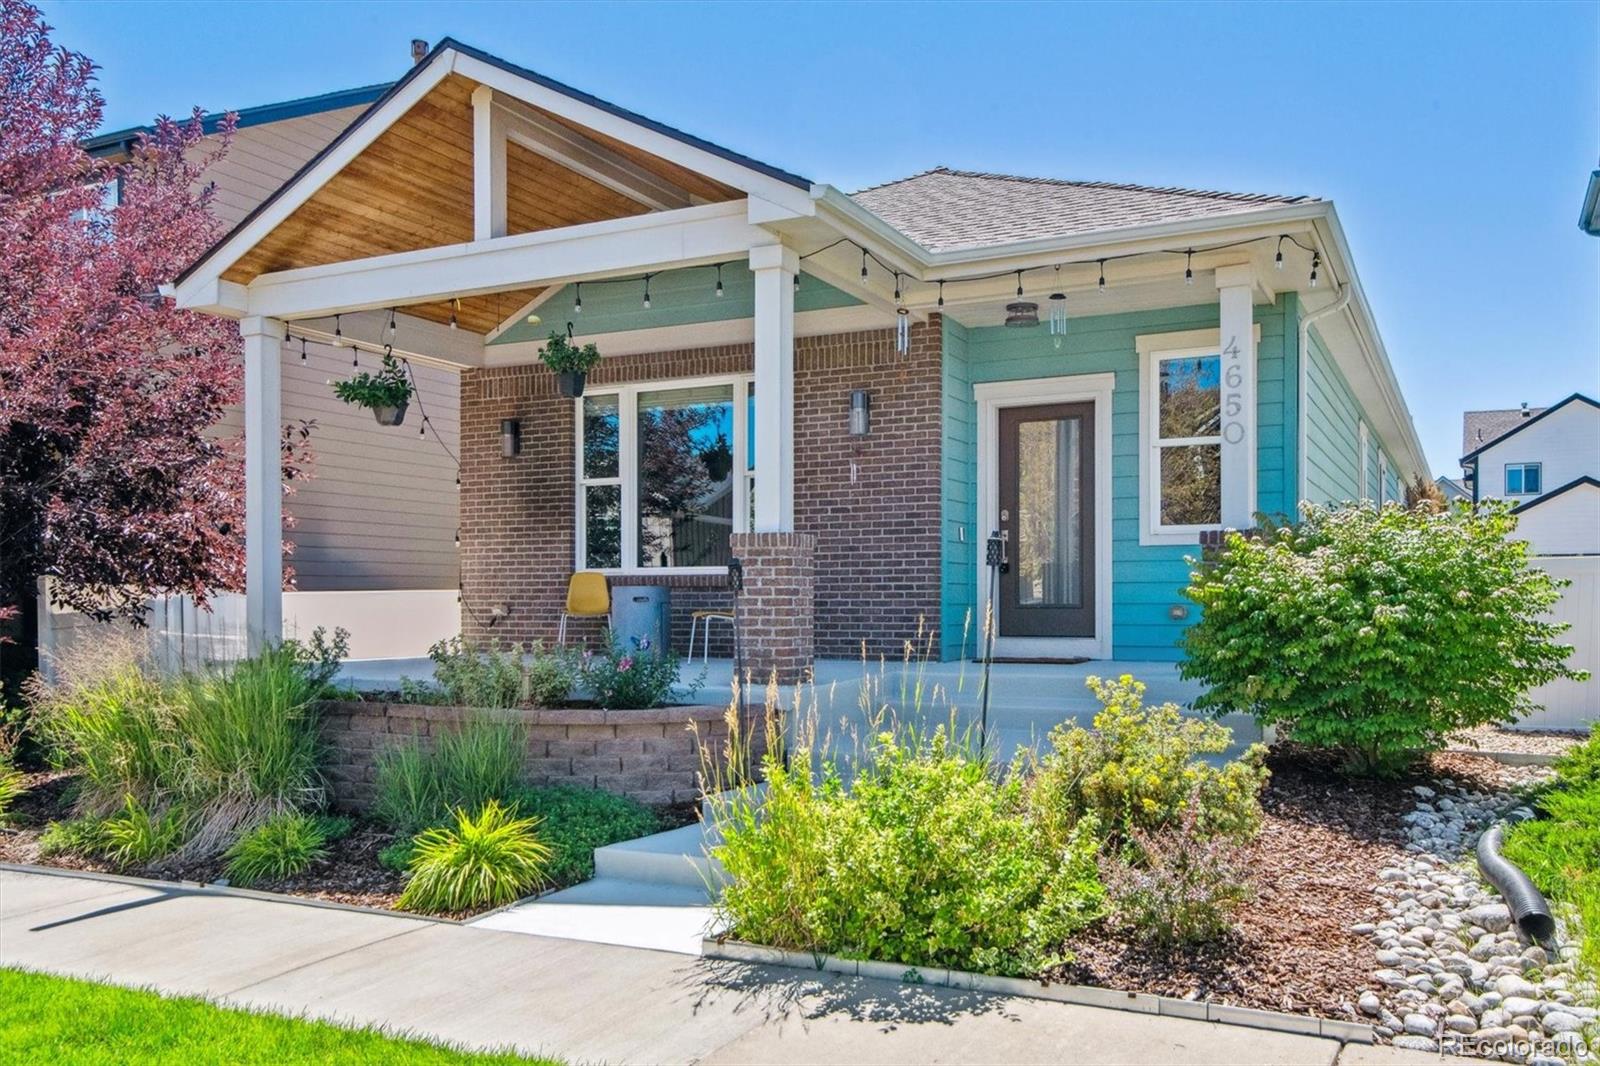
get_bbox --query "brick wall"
[318,700,763,809]
[458,319,943,660]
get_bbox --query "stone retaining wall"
[318,700,765,810]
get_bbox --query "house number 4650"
[1221,335,1246,444]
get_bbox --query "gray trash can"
[609,585,672,655]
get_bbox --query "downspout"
[1297,284,1353,505]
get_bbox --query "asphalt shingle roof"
[1462,407,1546,457]
[848,168,1318,253]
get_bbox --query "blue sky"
[41,0,1598,476]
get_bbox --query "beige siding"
[202,107,462,592]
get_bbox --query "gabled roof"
[848,167,1317,253]
[1461,393,1600,463]
[1510,475,1600,514]
[1581,163,1600,236]
[1462,405,1547,457]
[82,82,392,158]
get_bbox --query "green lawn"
[0,969,561,1065]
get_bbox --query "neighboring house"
[1582,158,1599,236]
[53,68,462,660]
[1435,475,1470,502]
[1459,394,1600,729]
[167,38,1427,677]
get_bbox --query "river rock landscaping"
[1359,753,1597,1063]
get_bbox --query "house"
[1582,157,1599,236]
[166,38,1426,679]
[62,65,461,661]
[1460,394,1600,556]
[1435,475,1471,502]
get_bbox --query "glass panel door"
[997,403,1095,638]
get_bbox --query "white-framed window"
[1505,462,1542,497]
[575,374,753,574]
[1144,344,1223,538]
[1377,450,1388,505]
[1358,421,1371,501]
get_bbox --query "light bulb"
[1274,251,1284,271]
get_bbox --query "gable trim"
[1460,393,1600,464]
[1510,476,1600,514]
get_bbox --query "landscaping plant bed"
[0,770,696,920]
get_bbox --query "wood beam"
[494,95,691,212]
[472,85,507,240]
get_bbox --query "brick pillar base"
[729,532,815,684]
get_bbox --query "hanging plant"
[540,328,602,398]
[332,351,414,426]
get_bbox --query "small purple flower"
[637,636,652,652]
[618,655,633,672]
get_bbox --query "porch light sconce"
[1168,604,1190,621]
[848,389,871,437]
[500,418,522,458]
[1004,301,1039,328]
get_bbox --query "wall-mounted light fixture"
[848,389,871,437]
[1167,603,1190,622]
[500,418,522,458]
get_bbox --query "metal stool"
[686,609,735,664]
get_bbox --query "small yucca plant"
[224,813,349,887]
[397,800,550,914]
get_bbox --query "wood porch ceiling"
[220,73,743,335]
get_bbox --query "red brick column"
[729,532,815,683]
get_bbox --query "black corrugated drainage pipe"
[1477,821,1556,941]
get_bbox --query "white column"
[471,85,507,240]
[748,243,797,531]
[240,315,284,652]
[1214,264,1258,528]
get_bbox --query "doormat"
[975,656,1091,665]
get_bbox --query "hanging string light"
[642,275,652,309]
[1310,251,1321,288]
[387,308,397,342]
[893,273,902,303]
[333,314,343,347]
[715,263,724,298]
[449,298,459,330]
[860,249,869,285]
[793,271,800,294]
[937,280,945,309]
[1048,266,1068,350]
[1184,249,1194,286]
[1275,236,1286,272]
[1098,259,1107,293]
[299,336,307,362]
[1015,270,1024,298]
[573,282,583,315]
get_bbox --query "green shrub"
[224,813,350,887]
[580,636,692,710]
[0,732,23,824]
[397,800,551,913]
[1181,502,1585,774]
[171,646,326,853]
[38,815,108,858]
[526,655,574,708]
[1503,740,1600,978]
[101,795,188,867]
[713,726,1104,977]
[1029,675,1267,848]
[378,836,415,873]
[1101,796,1251,946]
[34,657,171,814]
[373,713,528,834]
[281,625,351,694]
[419,638,525,709]
[510,786,658,884]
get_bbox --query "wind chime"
[1048,265,1068,350]
[894,272,911,355]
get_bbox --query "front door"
[997,403,1095,637]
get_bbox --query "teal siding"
[1302,325,1364,505]
[1384,453,1401,502]
[940,318,976,659]
[488,265,861,345]
[939,297,1293,662]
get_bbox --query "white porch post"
[749,243,797,531]
[471,85,507,240]
[240,315,284,652]
[1214,264,1258,528]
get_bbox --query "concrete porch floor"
[337,654,1261,762]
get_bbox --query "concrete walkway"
[1,867,1462,1066]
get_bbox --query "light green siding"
[940,318,976,658]
[939,297,1293,661]
[1302,325,1365,505]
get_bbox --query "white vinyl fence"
[1517,555,1600,731]
[37,587,460,679]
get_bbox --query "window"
[1358,421,1371,500]
[1505,463,1542,496]
[1149,349,1223,530]
[576,375,752,572]
[1377,451,1389,505]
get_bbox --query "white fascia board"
[1309,207,1429,481]
[173,275,250,317]
[810,186,930,273]
[243,201,766,320]
[453,52,817,220]
[174,56,457,301]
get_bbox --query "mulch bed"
[1052,747,1523,1019]
[0,770,697,919]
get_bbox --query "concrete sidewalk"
[0,867,1457,1065]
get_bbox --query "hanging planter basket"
[556,371,586,399]
[541,329,602,401]
[372,402,408,427]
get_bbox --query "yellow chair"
[558,572,611,645]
